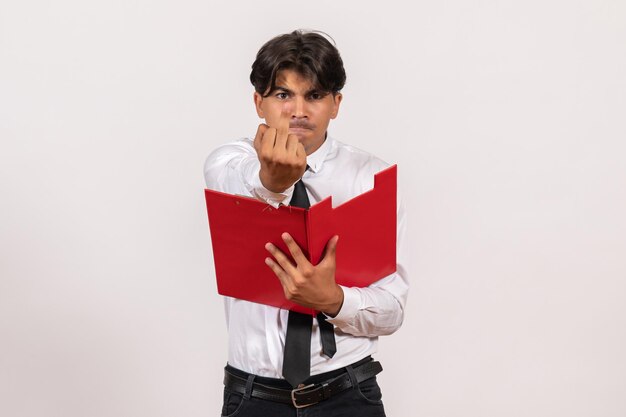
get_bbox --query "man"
[204,30,408,416]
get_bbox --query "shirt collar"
[305,134,333,174]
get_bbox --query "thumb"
[321,235,339,264]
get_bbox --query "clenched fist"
[253,105,307,193]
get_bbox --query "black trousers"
[220,360,387,417]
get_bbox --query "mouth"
[289,127,312,134]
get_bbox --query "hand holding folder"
[264,232,343,316]
[204,165,397,315]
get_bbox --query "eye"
[309,92,323,100]
[275,92,289,100]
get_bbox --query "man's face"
[254,69,343,155]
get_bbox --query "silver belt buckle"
[291,383,317,408]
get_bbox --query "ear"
[253,91,264,118]
[330,93,343,119]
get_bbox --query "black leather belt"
[223,359,383,408]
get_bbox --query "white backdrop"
[1,1,625,416]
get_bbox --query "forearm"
[203,139,295,207]
[326,270,408,337]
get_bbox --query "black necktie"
[282,177,337,387]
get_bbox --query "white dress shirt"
[203,135,409,378]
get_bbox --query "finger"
[295,142,306,160]
[253,123,269,153]
[320,235,339,265]
[281,233,310,266]
[265,257,290,286]
[265,242,297,274]
[286,134,299,155]
[261,127,277,157]
[274,104,292,149]
[287,136,306,178]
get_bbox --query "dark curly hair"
[250,30,346,97]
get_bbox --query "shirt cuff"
[325,286,361,326]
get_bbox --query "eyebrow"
[273,85,326,96]
[273,86,294,94]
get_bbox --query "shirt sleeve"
[325,190,409,337]
[203,139,295,208]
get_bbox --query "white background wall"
[1,1,625,416]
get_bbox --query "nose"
[292,96,307,118]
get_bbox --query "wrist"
[321,285,344,317]
[259,170,290,193]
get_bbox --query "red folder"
[204,165,397,315]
